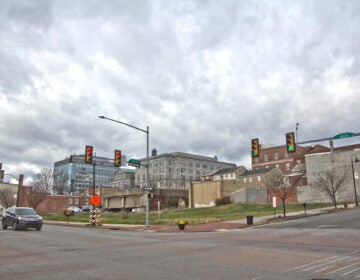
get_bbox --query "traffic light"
[114,150,122,167]
[251,138,259,158]
[286,132,296,153]
[85,145,93,164]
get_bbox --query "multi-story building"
[301,145,360,203]
[252,144,330,175]
[252,143,330,187]
[53,154,125,195]
[136,150,236,190]
[110,167,135,190]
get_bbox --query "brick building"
[252,144,330,187]
[252,144,330,174]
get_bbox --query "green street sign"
[333,132,356,140]
[128,159,141,167]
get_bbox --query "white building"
[299,147,360,203]
[136,150,236,190]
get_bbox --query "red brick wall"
[18,183,89,214]
[269,186,298,203]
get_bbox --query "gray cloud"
[1,0,360,183]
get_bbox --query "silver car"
[2,207,43,231]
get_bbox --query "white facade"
[301,149,360,203]
[136,152,236,190]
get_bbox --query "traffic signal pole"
[99,116,151,229]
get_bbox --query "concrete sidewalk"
[44,205,351,233]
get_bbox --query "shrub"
[215,196,231,206]
[63,209,74,216]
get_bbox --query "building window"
[257,176,261,182]
[249,177,252,183]
[274,152,279,159]
[75,198,79,204]
[264,154,268,161]
[254,157,259,163]
[286,162,290,170]
[243,178,246,183]
[275,164,280,168]
[68,198,73,204]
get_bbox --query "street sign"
[333,132,356,140]
[90,194,101,207]
[128,159,141,167]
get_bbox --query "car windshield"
[15,208,37,215]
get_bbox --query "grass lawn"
[42,203,333,225]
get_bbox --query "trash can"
[246,216,253,225]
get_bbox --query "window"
[75,198,79,204]
[243,178,246,183]
[249,177,252,183]
[286,162,290,170]
[68,198,73,204]
[264,154,268,161]
[274,152,279,159]
[257,176,261,182]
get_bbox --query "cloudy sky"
[1,0,360,183]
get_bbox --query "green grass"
[42,203,333,225]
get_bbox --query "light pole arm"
[99,116,148,134]
[99,115,151,228]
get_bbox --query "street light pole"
[351,154,359,207]
[99,115,151,228]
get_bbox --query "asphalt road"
[1,208,360,280]
[261,207,360,230]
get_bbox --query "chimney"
[17,174,24,207]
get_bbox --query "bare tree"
[0,188,16,209]
[28,168,53,211]
[270,173,304,217]
[311,168,347,208]
[33,167,53,193]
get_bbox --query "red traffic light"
[85,145,93,164]
[114,150,122,167]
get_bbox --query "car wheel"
[36,226,42,231]
[12,221,18,231]
[2,222,7,230]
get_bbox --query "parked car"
[66,206,82,214]
[2,207,43,231]
[81,205,93,212]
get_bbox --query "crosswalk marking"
[287,251,360,279]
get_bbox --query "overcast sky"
[1,0,360,184]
